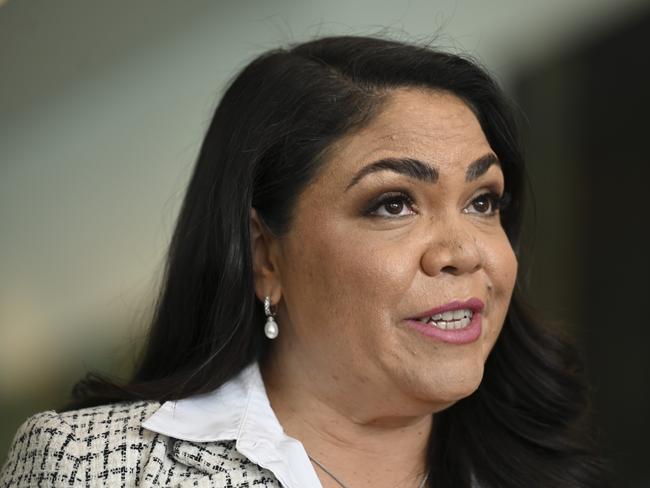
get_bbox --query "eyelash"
[364,190,511,218]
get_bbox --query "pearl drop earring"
[264,296,279,339]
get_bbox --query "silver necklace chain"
[308,454,429,488]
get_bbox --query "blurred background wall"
[1,0,648,486]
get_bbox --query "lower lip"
[404,313,482,344]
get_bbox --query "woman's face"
[265,88,517,414]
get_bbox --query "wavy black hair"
[66,35,610,487]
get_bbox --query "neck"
[261,354,432,488]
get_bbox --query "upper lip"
[408,297,485,320]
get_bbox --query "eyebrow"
[344,153,500,192]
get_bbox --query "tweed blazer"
[0,400,282,487]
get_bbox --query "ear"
[250,207,282,305]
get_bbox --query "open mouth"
[406,298,484,344]
[412,309,474,330]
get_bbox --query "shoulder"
[0,401,162,487]
[1,401,281,487]
[57,399,162,438]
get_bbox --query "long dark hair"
[66,35,609,487]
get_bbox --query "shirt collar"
[142,362,323,488]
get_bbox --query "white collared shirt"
[142,362,324,488]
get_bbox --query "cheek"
[482,227,518,295]
[482,234,518,348]
[279,222,415,340]
[495,239,518,300]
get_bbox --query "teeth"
[427,315,472,330]
[452,309,466,320]
[428,308,473,322]
[413,309,474,330]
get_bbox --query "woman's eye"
[464,191,508,216]
[366,193,416,218]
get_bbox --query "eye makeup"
[362,189,416,218]
[361,187,510,220]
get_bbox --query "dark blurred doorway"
[514,9,650,488]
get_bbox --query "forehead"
[318,88,492,187]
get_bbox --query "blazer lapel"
[170,438,282,487]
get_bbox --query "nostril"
[441,265,460,274]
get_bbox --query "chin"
[418,363,485,407]
[444,378,482,404]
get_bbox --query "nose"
[420,223,482,277]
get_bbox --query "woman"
[1,35,608,487]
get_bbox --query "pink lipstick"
[404,297,484,344]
